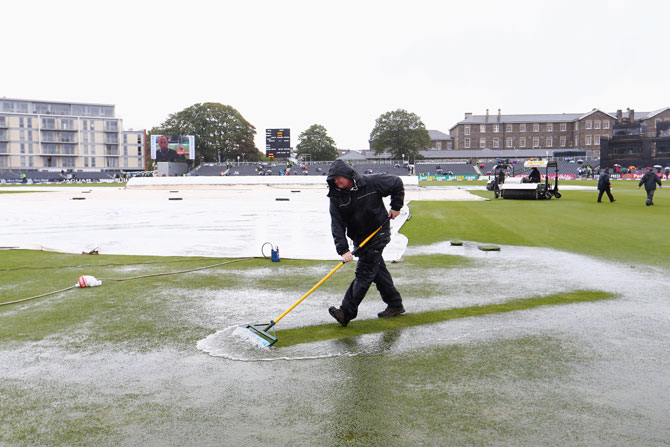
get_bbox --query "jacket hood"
[326,160,362,189]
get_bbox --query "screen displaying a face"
[150,135,195,160]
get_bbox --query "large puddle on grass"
[196,241,670,362]
[3,241,670,445]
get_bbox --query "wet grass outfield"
[1,180,669,446]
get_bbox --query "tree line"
[150,103,431,165]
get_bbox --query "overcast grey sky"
[3,0,668,152]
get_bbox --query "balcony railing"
[41,145,76,155]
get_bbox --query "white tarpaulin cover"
[0,178,485,260]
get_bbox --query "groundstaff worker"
[638,167,662,206]
[597,168,615,203]
[326,159,405,327]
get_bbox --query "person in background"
[597,168,615,203]
[528,167,541,183]
[493,164,506,199]
[638,167,662,206]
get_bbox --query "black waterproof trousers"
[340,248,403,320]
[645,188,656,205]
[597,187,614,202]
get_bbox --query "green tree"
[296,124,339,161]
[150,102,260,164]
[369,109,431,162]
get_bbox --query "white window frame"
[520,137,526,148]
[560,136,566,147]
[585,135,592,145]
[603,120,610,129]
[594,135,600,145]
[480,124,486,133]
[464,125,470,136]
[533,123,540,132]
[546,137,552,147]
[493,124,499,133]
[464,138,470,148]
[493,137,499,148]
[586,120,592,129]
[547,123,553,132]
[533,137,540,148]
[560,123,567,131]
[520,123,526,132]
[479,137,486,148]
[595,120,601,129]
[506,124,513,132]
[506,137,513,148]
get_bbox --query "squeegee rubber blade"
[245,324,277,347]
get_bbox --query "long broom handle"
[272,221,386,324]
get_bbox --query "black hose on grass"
[0,257,254,307]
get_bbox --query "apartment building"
[449,107,670,155]
[0,98,146,172]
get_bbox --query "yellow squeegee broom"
[245,219,389,347]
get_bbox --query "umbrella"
[654,164,662,168]
[628,165,636,170]
[578,159,584,164]
[613,163,621,167]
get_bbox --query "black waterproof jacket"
[326,160,404,255]
[597,172,611,191]
[639,171,662,191]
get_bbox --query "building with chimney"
[449,107,670,155]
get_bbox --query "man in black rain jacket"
[638,167,662,206]
[326,160,405,326]
[597,168,615,202]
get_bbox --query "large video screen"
[150,135,195,161]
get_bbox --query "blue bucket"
[271,246,280,262]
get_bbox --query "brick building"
[449,107,670,155]
[600,108,670,167]
[428,129,453,150]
